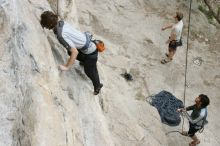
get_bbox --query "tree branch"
[203,0,220,23]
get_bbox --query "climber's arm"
[59,48,78,71]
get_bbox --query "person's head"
[195,94,210,108]
[40,11,58,29]
[174,12,183,21]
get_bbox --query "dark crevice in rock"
[29,53,40,73]
[0,5,6,31]
[53,96,66,122]
[47,36,65,64]
[67,87,74,100]
[99,96,104,111]
[12,23,28,57]
[12,86,35,146]
[66,131,68,145]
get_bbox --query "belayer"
[177,94,210,146]
[40,11,103,95]
[161,12,183,64]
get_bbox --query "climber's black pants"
[77,50,101,90]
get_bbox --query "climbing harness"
[56,0,105,53]
[92,40,105,52]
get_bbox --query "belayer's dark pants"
[76,50,101,90]
[188,122,200,137]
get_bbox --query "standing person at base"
[161,12,183,64]
[177,94,210,146]
[40,11,103,95]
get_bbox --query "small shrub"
[198,5,214,23]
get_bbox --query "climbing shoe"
[189,140,200,146]
[94,83,103,95]
[161,58,172,64]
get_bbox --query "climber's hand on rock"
[59,65,69,71]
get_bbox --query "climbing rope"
[166,130,182,135]
[166,0,193,135]
[181,0,193,133]
[56,0,59,16]
[165,113,185,135]
[148,91,184,126]
[183,0,192,106]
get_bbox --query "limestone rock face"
[0,0,219,146]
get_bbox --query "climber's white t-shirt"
[62,22,96,54]
[171,20,183,41]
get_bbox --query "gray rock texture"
[0,0,219,146]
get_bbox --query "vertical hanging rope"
[57,0,59,16]
[181,0,193,132]
[184,0,192,106]
[166,0,193,135]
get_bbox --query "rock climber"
[40,11,103,95]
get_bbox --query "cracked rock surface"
[0,0,219,146]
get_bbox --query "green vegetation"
[198,4,214,24]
